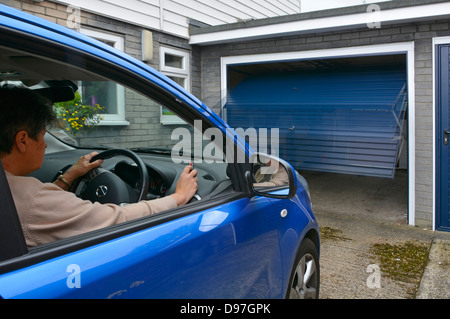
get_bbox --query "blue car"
[0,4,319,299]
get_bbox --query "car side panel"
[268,193,318,296]
[0,196,305,299]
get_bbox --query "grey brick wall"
[198,20,450,228]
[414,36,435,228]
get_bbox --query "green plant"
[54,91,104,136]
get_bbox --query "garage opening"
[224,54,408,222]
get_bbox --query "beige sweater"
[6,171,177,247]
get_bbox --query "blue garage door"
[437,44,450,231]
[224,66,407,178]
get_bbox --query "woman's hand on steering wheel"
[67,152,104,181]
[70,149,149,205]
[56,152,103,190]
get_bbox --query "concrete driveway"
[300,170,449,299]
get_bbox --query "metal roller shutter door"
[224,66,407,178]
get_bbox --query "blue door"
[437,44,450,231]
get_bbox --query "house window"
[160,47,190,124]
[78,28,129,125]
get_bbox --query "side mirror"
[246,152,298,199]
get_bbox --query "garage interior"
[225,54,409,224]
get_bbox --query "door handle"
[444,130,450,145]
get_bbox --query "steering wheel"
[74,149,149,205]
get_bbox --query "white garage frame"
[221,42,416,225]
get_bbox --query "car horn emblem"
[95,185,108,198]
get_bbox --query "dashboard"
[30,148,231,202]
[113,160,168,198]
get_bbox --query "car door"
[0,178,287,299]
[0,5,310,299]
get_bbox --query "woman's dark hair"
[0,84,56,154]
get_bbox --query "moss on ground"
[369,241,430,298]
[319,226,351,242]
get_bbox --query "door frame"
[433,36,450,231]
[221,42,416,226]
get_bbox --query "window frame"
[78,28,129,126]
[159,46,190,125]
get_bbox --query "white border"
[221,42,416,225]
[432,36,450,231]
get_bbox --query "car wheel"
[287,238,320,299]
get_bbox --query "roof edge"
[189,0,450,45]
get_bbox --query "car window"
[0,40,233,251]
[48,78,193,154]
[0,44,226,166]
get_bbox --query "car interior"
[0,43,236,219]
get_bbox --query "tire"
[286,238,320,299]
